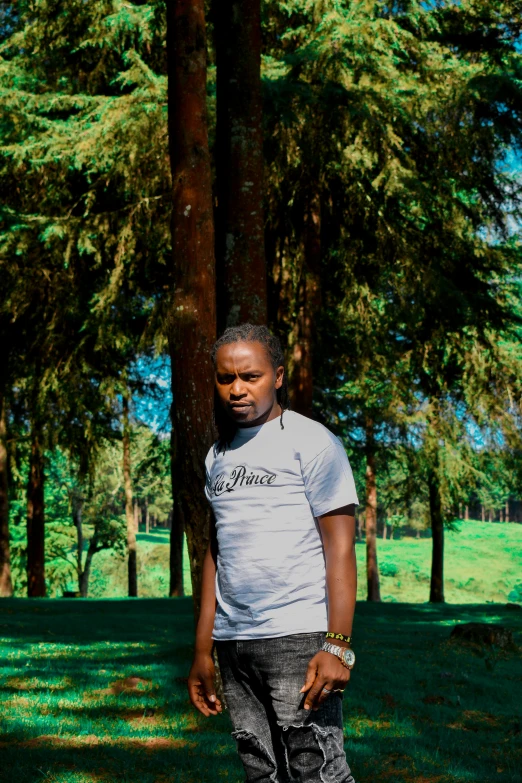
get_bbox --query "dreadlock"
[211,323,290,455]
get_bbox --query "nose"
[230,377,247,398]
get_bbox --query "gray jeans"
[215,632,356,783]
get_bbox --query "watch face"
[342,648,355,667]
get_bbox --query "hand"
[187,653,223,717]
[300,651,351,711]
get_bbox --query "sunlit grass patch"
[83,521,522,604]
[4,675,74,691]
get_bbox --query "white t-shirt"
[204,409,359,640]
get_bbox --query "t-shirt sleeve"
[204,445,215,503]
[301,437,359,517]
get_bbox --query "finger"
[303,677,327,710]
[201,673,217,704]
[198,684,222,714]
[188,681,210,715]
[312,682,334,711]
[189,679,221,716]
[300,660,318,694]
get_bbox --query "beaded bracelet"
[326,632,352,644]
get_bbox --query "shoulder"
[284,410,344,463]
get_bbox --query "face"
[214,341,284,427]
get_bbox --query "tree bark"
[288,193,322,418]
[0,391,12,597]
[428,471,444,602]
[365,419,381,601]
[27,423,46,597]
[506,500,510,523]
[214,0,267,331]
[122,395,137,597]
[167,0,217,613]
[134,501,139,532]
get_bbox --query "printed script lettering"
[210,465,277,497]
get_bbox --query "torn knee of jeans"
[277,722,354,783]
[231,729,279,782]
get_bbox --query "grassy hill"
[0,598,520,782]
[88,520,522,604]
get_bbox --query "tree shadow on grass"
[0,600,520,783]
[0,736,244,783]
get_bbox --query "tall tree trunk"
[133,501,139,532]
[214,0,266,331]
[122,395,137,597]
[365,419,381,601]
[505,501,510,523]
[428,471,444,602]
[27,424,46,597]
[167,0,217,612]
[169,417,184,597]
[288,193,322,418]
[0,391,12,597]
[72,490,84,595]
[79,536,99,598]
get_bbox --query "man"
[188,323,358,783]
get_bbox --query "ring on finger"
[321,687,332,693]
[333,688,345,693]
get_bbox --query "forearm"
[325,541,357,645]
[194,537,217,656]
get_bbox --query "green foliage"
[7,417,170,596]
[262,0,522,528]
[1,0,522,602]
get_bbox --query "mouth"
[229,403,251,410]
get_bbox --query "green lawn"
[89,520,522,604]
[0,599,520,782]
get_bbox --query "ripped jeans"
[215,632,356,783]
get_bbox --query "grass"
[88,520,522,605]
[0,599,521,782]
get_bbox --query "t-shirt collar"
[233,413,284,439]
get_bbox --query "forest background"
[1,0,522,609]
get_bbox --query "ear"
[275,365,284,389]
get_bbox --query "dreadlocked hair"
[211,323,290,455]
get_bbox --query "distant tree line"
[1,0,521,605]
